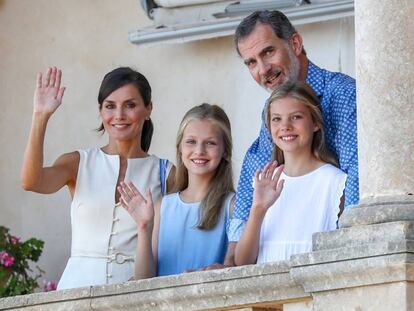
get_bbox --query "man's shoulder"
[321,67,356,94]
[307,61,355,97]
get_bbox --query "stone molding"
[291,250,414,293]
[3,222,414,310]
[313,221,414,251]
[340,195,414,228]
[290,219,414,293]
[0,261,309,311]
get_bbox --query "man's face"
[238,23,301,92]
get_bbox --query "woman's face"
[269,96,318,156]
[100,83,151,142]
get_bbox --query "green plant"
[0,226,44,297]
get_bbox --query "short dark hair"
[234,10,298,55]
[97,67,153,152]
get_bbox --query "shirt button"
[110,232,118,236]
[113,218,120,222]
[107,274,112,278]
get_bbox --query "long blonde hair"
[267,81,338,166]
[172,104,234,230]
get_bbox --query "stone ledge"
[91,260,292,296]
[340,195,414,228]
[0,261,309,311]
[293,240,414,267]
[291,253,414,293]
[291,220,414,293]
[0,287,91,310]
[313,221,414,251]
[90,262,309,311]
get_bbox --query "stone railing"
[0,261,311,311]
[3,211,414,311]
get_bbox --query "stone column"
[340,0,414,227]
[290,2,414,310]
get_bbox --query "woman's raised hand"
[252,161,285,214]
[118,181,154,231]
[34,67,65,116]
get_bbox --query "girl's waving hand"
[252,161,285,215]
[118,181,154,231]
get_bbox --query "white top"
[257,164,347,263]
[57,147,170,290]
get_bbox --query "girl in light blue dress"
[118,104,235,278]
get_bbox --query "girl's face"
[100,83,151,143]
[269,96,319,156]
[180,118,224,179]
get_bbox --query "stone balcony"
[2,217,414,311]
[0,261,310,311]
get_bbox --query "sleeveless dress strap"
[159,159,169,196]
[224,192,235,238]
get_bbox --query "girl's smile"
[180,119,224,179]
[269,96,319,155]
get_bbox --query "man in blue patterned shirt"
[229,10,358,242]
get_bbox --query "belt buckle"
[114,252,126,264]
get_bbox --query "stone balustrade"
[2,220,414,311]
[0,261,311,311]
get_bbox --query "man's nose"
[258,59,271,76]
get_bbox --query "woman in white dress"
[21,67,174,289]
[235,81,346,265]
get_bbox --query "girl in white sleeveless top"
[235,81,346,265]
[21,67,174,289]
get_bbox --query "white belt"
[71,252,134,264]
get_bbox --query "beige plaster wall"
[0,0,355,285]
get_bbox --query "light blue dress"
[157,192,234,276]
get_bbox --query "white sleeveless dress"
[57,147,170,290]
[257,164,346,263]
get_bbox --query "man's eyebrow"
[260,46,274,55]
[243,45,275,65]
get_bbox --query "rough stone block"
[312,281,414,311]
[313,221,414,251]
[0,287,91,310]
[90,263,308,311]
[291,253,414,293]
[340,196,414,228]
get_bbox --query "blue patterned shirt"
[229,61,358,241]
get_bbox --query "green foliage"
[0,226,44,297]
